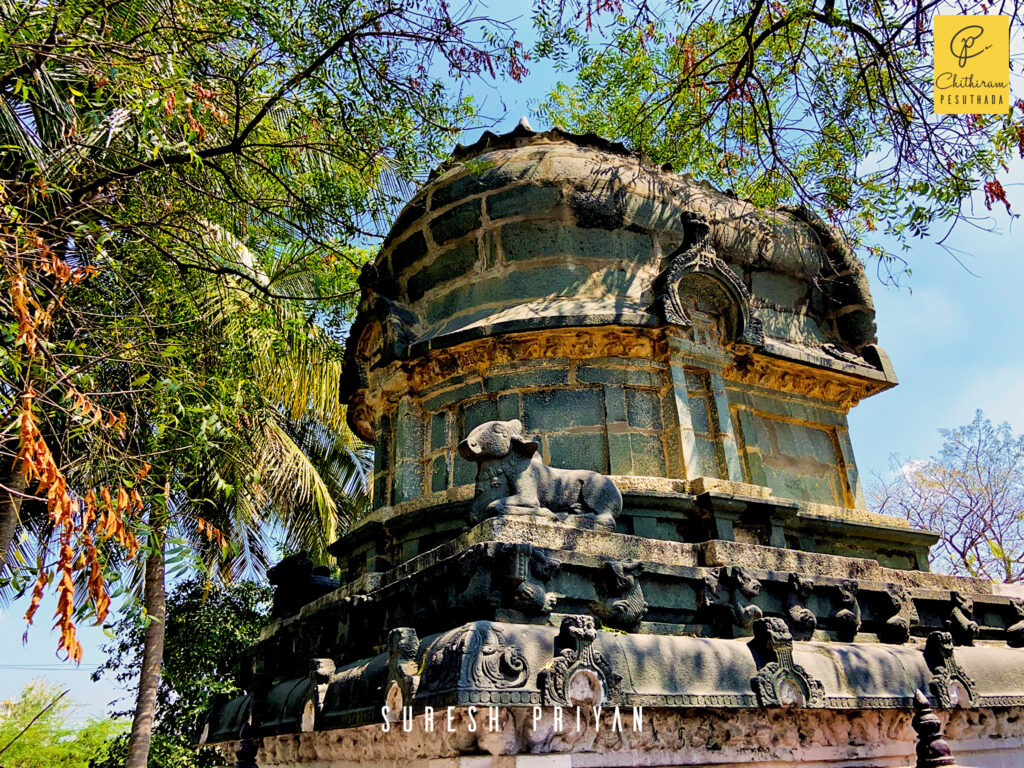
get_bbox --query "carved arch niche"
[654,215,763,348]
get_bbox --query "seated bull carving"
[458,419,622,528]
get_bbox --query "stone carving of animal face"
[729,566,761,598]
[788,572,813,600]
[458,419,540,461]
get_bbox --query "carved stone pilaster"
[749,617,824,708]
[540,615,621,706]
[925,631,977,709]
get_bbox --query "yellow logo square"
[934,15,1009,114]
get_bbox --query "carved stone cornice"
[722,354,884,409]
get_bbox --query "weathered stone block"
[603,385,627,424]
[607,431,632,475]
[523,388,604,431]
[422,381,483,412]
[452,451,477,487]
[577,364,663,389]
[486,184,561,220]
[424,265,591,323]
[429,199,481,245]
[631,432,668,476]
[688,396,713,434]
[460,397,499,434]
[389,230,428,273]
[393,460,424,503]
[499,219,652,263]
[625,388,663,430]
[430,411,449,452]
[547,431,607,473]
[496,393,520,421]
[484,366,568,393]
[430,454,448,493]
[407,242,478,302]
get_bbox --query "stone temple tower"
[204,124,1024,767]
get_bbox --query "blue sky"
[2,8,1023,724]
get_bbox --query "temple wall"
[215,705,1024,767]
[367,327,867,513]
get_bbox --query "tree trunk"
[125,510,167,768]
[0,468,27,576]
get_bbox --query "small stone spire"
[912,690,956,767]
[517,116,533,131]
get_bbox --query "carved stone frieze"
[785,572,817,641]
[506,544,560,616]
[946,591,980,647]
[540,615,621,706]
[387,327,668,397]
[591,560,648,629]
[722,355,879,409]
[1008,598,1024,648]
[924,631,978,710]
[830,579,861,642]
[419,622,530,697]
[701,566,763,636]
[879,584,918,645]
[749,617,824,708]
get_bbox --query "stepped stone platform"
[203,124,1024,767]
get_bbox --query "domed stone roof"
[343,122,894,443]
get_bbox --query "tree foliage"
[872,411,1024,583]
[533,0,1024,272]
[0,0,523,660]
[0,680,126,768]
[91,577,272,768]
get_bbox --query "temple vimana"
[203,122,1024,767]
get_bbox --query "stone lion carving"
[458,419,622,528]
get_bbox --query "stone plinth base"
[215,705,1024,768]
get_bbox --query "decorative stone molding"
[701,566,763,636]
[591,560,647,629]
[383,628,421,716]
[924,631,978,709]
[401,327,668,395]
[946,592,980,647]
[540,615,621,706]
[879,584,918,644]
[652,212,764,348]
[749,617,825,708]
[785,572,817,641]
[831,579,861,642]
[419,622,530,698]
[506,544,560,616]
[722,354,880,409]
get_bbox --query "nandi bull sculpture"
[458,419,622,528]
